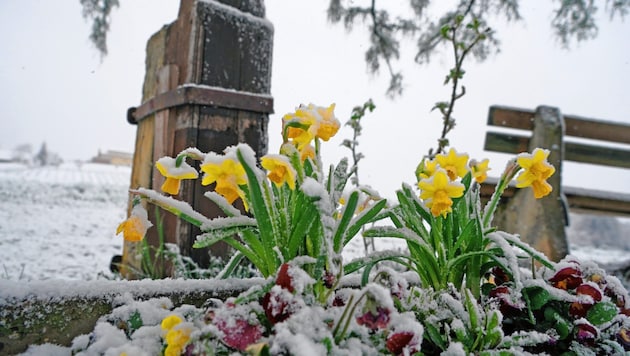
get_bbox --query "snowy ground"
[0,162,628,282]
[0,162,129,280]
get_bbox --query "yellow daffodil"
[155,156,199,195]
[300,144,316,162]
[200,153,247,205]
[116,204,153,242]
[515,148,555,199]
[416,158,438,180]
[261,154,297,190]
[282,103,339,148]
[418,169,465,217]
[282,105,318,148]
[435,148,469,181]
[161,315,191,356]
[469,158,490,184]
[315,103,340,141]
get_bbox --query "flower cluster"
[105,100,630,356]
[416,147,554,218]
[282,103,340,160]
[485,258,630,353]
[416,148,469,217]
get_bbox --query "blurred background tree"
[326,0,629,96]
[80,0,629,94]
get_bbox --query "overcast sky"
[1,1,629,196]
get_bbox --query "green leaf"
[424,323,447,351]
[333,190,359,253]
[524,286,552,311]
[127,310,143,333]
[193,227,251,248]
[544,307,571,340]
[288,195,318,257]
[586,301,618,325]
[217,252,246,279]
[237,148,277,271]
[343,253,411,276]
[343,198,387,246]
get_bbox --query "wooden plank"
[487,106,535,130]
[563,115,630,144]
[480,179,630,217]
[484,131,530,154]
[565,141,630,169]
[484,132,630,168]
[488,105,630,144]
[564,186,630,216]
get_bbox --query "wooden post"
[122,0,273,278]
[493,106,570,262]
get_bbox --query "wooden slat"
[488,105,630,144]
[479,179,630,217]
[565,141,630,169]
[564,186,630,216]
[487,106,535,130]
[484,132,630,169]
[564,116,630,144]
[484,131,529,154]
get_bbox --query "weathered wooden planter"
[123,0,274,277]
[0,278,264,354]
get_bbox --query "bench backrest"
[483,105,630,217]
[485,105,630,169]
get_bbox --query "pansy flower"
[549,266,583,290]
[116,204,153,242]
[569,283,602,318]
[161,314,191,356]
[515,148,555,198]
[155,156,199,195]
[418,169,465,217]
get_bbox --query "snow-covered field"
[1,162,628,282]
[0,162,129,280]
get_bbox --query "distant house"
[91,150,133,166]
[0,149,12,163]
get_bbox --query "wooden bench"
[480,105,630,262]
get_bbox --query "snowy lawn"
[0,162,129,280]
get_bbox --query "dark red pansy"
[491,266,510,286]
[549,267,583,290]
[386,331,419,355]
[262,286,299,325]
[569,284,602,318]
[214,316,263,351]
[356,306,390,330]
[489,286,523,316]
[323,271,336,289]
[276,263,295,292]
[575,322,598,346]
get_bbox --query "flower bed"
[9,102,630,355]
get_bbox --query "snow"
[0,162,129,281]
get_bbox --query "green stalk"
[482,160,520,229]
